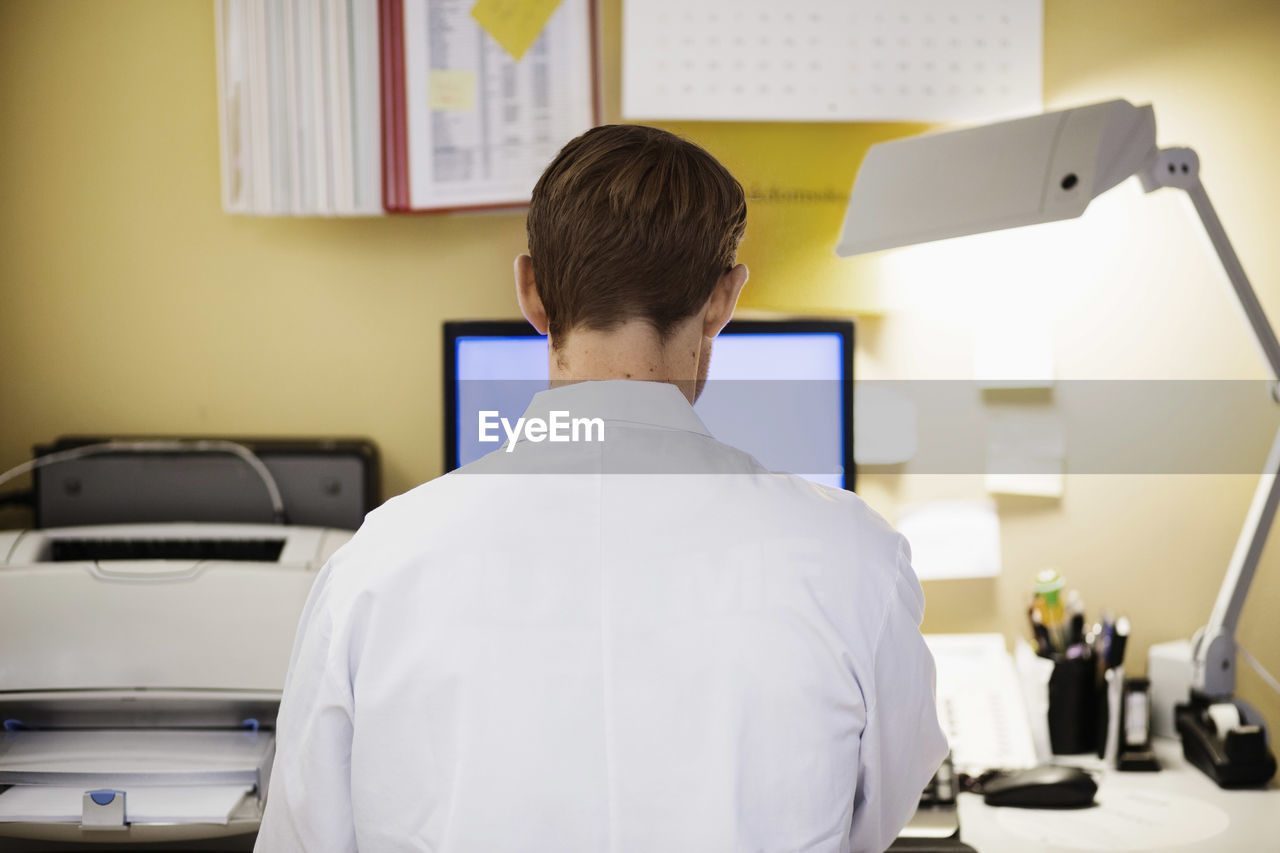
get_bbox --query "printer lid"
[0,523,350,721]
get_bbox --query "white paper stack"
[215,0,383,215]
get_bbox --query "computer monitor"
[443,319,855,490]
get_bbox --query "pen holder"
[1046,656,1099,755]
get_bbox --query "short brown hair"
[526,125,747,342]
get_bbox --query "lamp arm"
[1141,147,1280,697]
[1141,148,1280,382]
[1191,426,1280,697]
[1185,184,1280,382]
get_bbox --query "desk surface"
[956,738,1278,852]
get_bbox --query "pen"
[1094,611,1115,686]
[1108,616,1130,669]
[1031,609,1052,657]
[1067,590,1085,646]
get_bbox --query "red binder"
[379,0,408,212]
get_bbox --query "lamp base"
[1175,693,1277,788]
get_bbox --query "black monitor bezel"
[442,318,855,490]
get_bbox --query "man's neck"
[549,321,703,403]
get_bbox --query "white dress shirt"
[255,380,946,853]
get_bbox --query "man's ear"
[514,254,549,335]
[702,263,748,338]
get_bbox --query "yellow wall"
[1,1,1277,728]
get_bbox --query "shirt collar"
[520,380,712,438]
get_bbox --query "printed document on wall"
[402,0,595,209]
[623,0,1043,122]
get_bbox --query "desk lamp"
[837,99,1277,788]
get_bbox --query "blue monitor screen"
[445,320,854,490]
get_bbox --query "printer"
[0,522,351,848]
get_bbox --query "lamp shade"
[837,99,1158,256]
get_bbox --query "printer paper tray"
[0,730,271,846]
[0,729,274,789]
[0,794,262,848]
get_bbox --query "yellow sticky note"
[470,0,564,62]
[428,70,477,112]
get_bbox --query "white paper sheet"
[854,384,918,465]
[926,633,1040,774]
[898,499,1001,580]
[1013,638,1055,762]
[623,0,1043,122]
[973,316,1055,389]
[0,785,251,825]
[984,405,1066,497]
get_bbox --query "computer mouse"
[982,765,1097,808]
